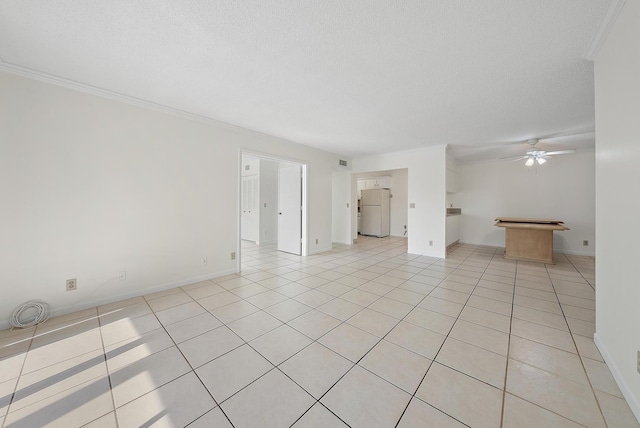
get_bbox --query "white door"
[241,175,259,242]
[277,165,302,255]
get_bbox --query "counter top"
[495,217,569,231]
[495,217,564,224]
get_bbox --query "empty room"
[1,1,639,427]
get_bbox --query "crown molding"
[0,59,285,140]
[583,0,627,61]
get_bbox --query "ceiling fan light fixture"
[499,132,581,164]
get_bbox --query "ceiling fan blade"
[500,155,528,160]
[537,129,594,142]
[545,150,576,156]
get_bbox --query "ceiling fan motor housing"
[527,149,547,157]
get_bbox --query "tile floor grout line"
[2,326,36,427]
[287,400,353,428]
[183,262,370,420]
[95,309,120,428]
[392,243,497,428]
[513,284,578,316]
[3,315,116,426]
[498,260,604,426]
[560,253,597,292]
[498,254,518,428]
[136,296,235,427]
[154,299,240,427]
[219,340,338,420]
[544,262,609,428]
[273,277,407,373]
[244,242,444,425]
[8,311,118,427]
[3,238,615,427]
[6,375,116,426]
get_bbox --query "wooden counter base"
[495,218,569,264]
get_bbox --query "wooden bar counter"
[494,217,569,264]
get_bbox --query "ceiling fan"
[502,138,576,166]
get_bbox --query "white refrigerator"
[360,189,390,237]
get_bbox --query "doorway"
[351,169,409,241]
[239,152,307,270]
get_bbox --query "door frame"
[238,150,308,271]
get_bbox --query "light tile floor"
[0,237,638,427]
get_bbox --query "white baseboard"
[333,241,352,245]
[0,268,238,331]
[556,248,596,257]
[256,239,277,246]
[308,245,333,255]
[594,333,640,423]
[457,240,595,257]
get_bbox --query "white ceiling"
[0,1,610,160]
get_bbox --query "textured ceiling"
[0,1,610,160]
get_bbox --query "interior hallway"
[0,237,637,427]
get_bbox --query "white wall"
[388,169,408,238]
[446,154,460,195]
[353,169,408,238]
[352,146,447,257]
[594,0,640,420]
[331,170,352,245]
[0,71,346,328]
[450,151,595,255]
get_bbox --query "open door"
[241,174,259,242]
[277,164,302,255]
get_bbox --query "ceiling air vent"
[339,159,348,167]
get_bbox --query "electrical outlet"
[118,271,126,281]
[637,351,640,374]
[201,257,208,266]
[583,240,589,246]
[315,238,319,244]
[410,203,416,208]
[66,278,77,291]
[231,252,236,260]
[429,240,433,246]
